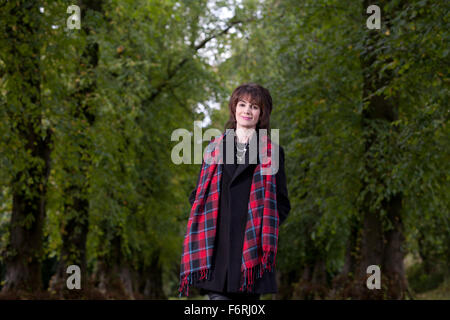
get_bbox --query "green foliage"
[407,262,446,294]
[0,0,448,298]
[219,0,449,286]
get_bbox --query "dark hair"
[224,82,273,131]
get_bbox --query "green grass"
[404,253,450,300]
[414,277,450,300]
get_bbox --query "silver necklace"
[235,137,248,163]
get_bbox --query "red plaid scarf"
[179,130,279,297]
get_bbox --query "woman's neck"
[235,126,256,144]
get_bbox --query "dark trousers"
[207,291,261,301]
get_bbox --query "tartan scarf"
[179,130,279,297]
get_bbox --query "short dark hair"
[224,82,273,131]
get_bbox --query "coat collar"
[221,129,259,187]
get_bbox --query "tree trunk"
[48,189,90,298]
[141,252,166,299]
[49,0,101,297]
[334,0,408,299]
[342,216,361,277]
[94,234,134,299]
[2,1,53,295]
[382,194,408,299]
[292,216,329,300]
[330,215,362,298]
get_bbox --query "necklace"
[235,137,248,163]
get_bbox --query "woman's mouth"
[242,116,252,120]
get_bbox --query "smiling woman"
[179,83,291,300]
[225,83,273,135]
[235,98,261,135]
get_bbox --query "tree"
[220,0,449,299]
[1,1,53,294]
[48,0,104,298]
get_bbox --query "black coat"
[187,131,291,294]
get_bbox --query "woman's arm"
[276,146,291,226]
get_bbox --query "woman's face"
[235,96,261,130]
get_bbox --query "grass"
[404,253,450,300]
[414,277,450,300]
[167,255,450,300]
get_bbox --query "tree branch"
[143,17,255,106]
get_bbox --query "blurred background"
[0,0,448,299]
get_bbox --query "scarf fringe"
[179,251,276,296]
[239,250,276,293]
[179,268,211,297]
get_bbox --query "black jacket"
[187,131,291,294]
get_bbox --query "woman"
[179,83,291,300]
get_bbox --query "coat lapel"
[229,130,259,187]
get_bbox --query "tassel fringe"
[239,251,276,293]
[179,268,210,297]
[179,251,276,296]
